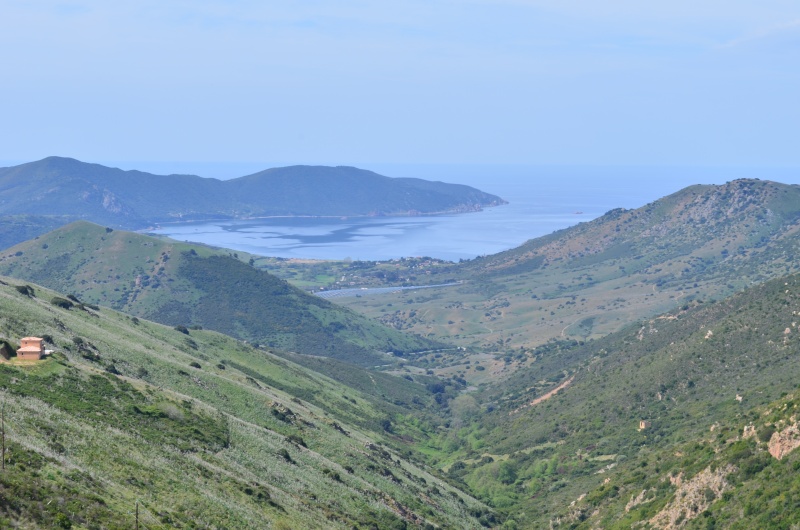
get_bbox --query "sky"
[1,1,799,173]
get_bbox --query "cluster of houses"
[0,337,46,362]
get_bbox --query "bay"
[148,165,800,262]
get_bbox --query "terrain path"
[510,374,576,415]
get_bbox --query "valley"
[2,172,800,528]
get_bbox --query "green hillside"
[0,215,73,250]
[0,276,490,529]
[429,270,800,527]
[0,222,441,366]
[0,157,505,230]
[335,179,800,354]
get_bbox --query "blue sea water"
[148,165,800,262]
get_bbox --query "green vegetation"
[0,215,71,250]
[422,271,800,527]
[0,222,441,366]
[4,177,800,527]
[0,276,490,528]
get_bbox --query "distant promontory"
[0,157,507,232]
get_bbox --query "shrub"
[51,297,74,309]
[286,434,307,448]
[174,325,190,335]
[189,362,201,369]
[758,425,777,443]
[14,285,35,297]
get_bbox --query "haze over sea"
[148,164,800,262]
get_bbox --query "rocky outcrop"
[768,423,800,460]
[649,465,734,529]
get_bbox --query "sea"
[146,164,799,262]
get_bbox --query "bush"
[174,325,190,335]
[758,425,777,443]
[14,285,35,297]
[286,434,307,448]
[51,297,74,309]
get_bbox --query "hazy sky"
[2,1,799,169]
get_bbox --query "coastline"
[141,200,509,230]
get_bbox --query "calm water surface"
[149,166,798,261]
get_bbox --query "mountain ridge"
[0,156,506,230]
[335,178,800,352]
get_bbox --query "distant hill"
[338,178,800,351]
[0,276,489,529]
[0,157,506,232]
[0,222,442,366]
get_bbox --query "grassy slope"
[335,179,800,354]
[0,221,441,367]
[433,270,800,528]
[0,215,72,250]
[0,276,490,529]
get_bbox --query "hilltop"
[0,222,442,366]
[0,157,506,234]
[0,275,490,528]
[334,178,800,353]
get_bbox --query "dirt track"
[511,374,575,414]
